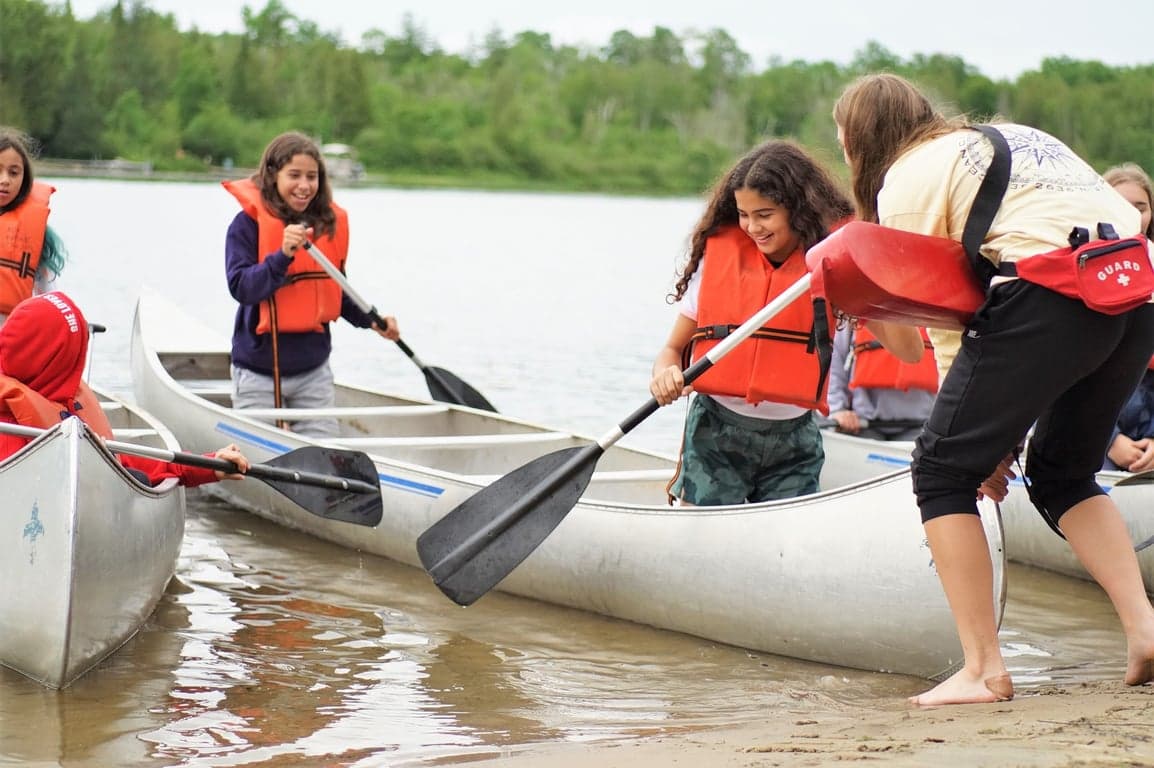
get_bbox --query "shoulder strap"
[962,125,1012,286]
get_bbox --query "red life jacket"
[688,226,834,414]
[0,376,114,443]
[0,181,54,314]
[849,326,939,393]
[222,179,350,334]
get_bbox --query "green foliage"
[6,0,1152,194]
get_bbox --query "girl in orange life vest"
[1103,163,1154,472]
[835,73,1154,706]
[649,140,924,506]
[826,322,937,442]
[0,291,251,485]
[0,127,68,325]
[224,132,400,439]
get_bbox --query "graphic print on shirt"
[959,125,1104,194]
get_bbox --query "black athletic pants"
[912,279,1154,523]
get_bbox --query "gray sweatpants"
[231,362,340,439]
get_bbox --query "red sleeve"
[118,453,219,487]
[0,433,30,461]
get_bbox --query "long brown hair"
[832,73,964,223]
[670,140,854,302]
[1103,162,1154,239]
[252,131,338,238]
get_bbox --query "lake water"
[0,179,1133,767]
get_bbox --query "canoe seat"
[236,404,451,420]
[329,431,574,450]
[587,468,674,483]
[183,380,234,397]
[462,467,674,484]
[112,428,161,439]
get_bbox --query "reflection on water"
[0,490,1137,767]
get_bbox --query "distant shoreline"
[36,159,702,198]
[36,158,251,185]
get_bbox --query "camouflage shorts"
[669,395,824,506]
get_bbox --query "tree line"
[3,0,1152,194]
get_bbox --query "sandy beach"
[469,681,1154,767]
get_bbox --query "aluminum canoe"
[130,291,1006,680]
[0,390,185,688]
[820,429,1154,595]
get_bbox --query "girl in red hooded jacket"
[0,291,249,484]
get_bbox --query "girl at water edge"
[224,131,401,438]
[0,127,68,325]
[833,72,1154,705]
[649,140,923,506]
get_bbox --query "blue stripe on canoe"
[214,421,445,498]
[866,452,912,468]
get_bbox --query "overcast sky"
[67,0,1154,81]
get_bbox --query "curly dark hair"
[251,131,338,238]
[669,140,855,302]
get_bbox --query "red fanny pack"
[1005,226,1154,315]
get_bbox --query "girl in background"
[0,127,67,325]
[1102,163,1154,471]
[223,131,400,438]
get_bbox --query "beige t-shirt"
[878,124,1141,377]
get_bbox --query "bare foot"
[1125,651,1154,686]
[1124,619,1154,685]
[909,670,1013,706]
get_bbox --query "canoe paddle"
[417,273,815,606]
[0,422,383,526]
[301,241,498,412]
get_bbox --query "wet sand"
[468,682,1154,767]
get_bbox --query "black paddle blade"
[263,447,383,526]
[424,366,498,412]
[417,445,600,606]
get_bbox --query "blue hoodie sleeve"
[224,212,295,305]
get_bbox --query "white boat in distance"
[0,390,185,688]
[819,429,1154,595]
[130,291,1006,681]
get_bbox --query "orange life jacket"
[0,181,54,314]
[849,326,939,394]
[688,226,834,414]
[0,376,114,439]
[222,178,349,334]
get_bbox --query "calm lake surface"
[0,179,1133,767]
